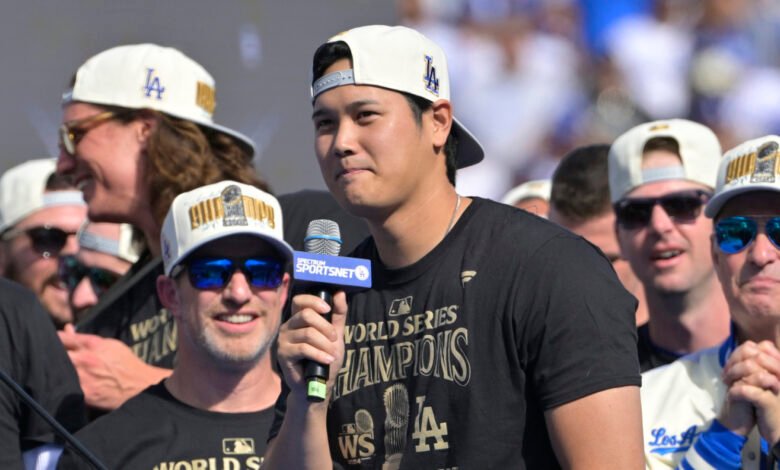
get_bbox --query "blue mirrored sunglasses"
[173,257,284,290]
[714,216,780,254]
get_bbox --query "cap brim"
[452,117,484,169]
[191,119,257,160]
[67,96,257,160]
[705,184,780,218]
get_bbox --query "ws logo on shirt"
[338,409,376,464]
[647,425,699,455]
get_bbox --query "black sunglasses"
[58,255,121,297]
[715,216,780,254]
[614,190,712,230]
[1,225,76,258]
[172,257,284,290]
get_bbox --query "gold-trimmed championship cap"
[705,135,780,218]
[160,180,293,276]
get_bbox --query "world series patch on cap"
[705,135,780,218]
[311,25,484,169]
[63,43,255,157]
[160,180,293,275]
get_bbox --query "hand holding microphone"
[279,219,371,403]
[302,219,342,401]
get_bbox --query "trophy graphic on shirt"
[382,383,409,470]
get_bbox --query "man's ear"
[157,274,181,318]
[135,110,159,146]
[430,99,453,150]
[278,272,292,308]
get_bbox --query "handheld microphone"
[295,219,371,402]
[302,220,341,402]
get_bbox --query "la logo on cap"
[423,55,439,96]
[143,68,166,100]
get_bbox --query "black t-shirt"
[637,323,680,372]
[269,198,641,469]
[0,279,86,469]
[57,382,275,470]
[76,252,176,368]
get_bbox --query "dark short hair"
[550,144,612,222]
[642,136,680,156]
[45,171,78,190]
[312,41,457,185]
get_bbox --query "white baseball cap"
[500,179,552,206]
[63,43,255,157]
[77,221,143,264]
[0,159,85,234]
[705,135,780,218]
[160,180,293,276]
[608,119,721,202]
[311,25,484,169]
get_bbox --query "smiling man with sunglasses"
[641,135,780,469]
[609,119,731,372]
[0,158,87,328]
[57,180,292,469]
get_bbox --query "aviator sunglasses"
[714,216,780,254]
[172,257,284,290]
[1,225,76,258]
[614,189,712,230]
[58,255,120,297]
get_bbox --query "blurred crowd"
[399,0,780,199]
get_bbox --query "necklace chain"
[444,194,461,237]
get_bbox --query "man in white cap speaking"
[266,24,643,469]
[642,135,780,468]
[57,180,292,468]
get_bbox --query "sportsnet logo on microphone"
[293,251,372,289]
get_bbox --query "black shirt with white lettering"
[0,279,86,468]
[57,382,274,470]
[269,197,641,469]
